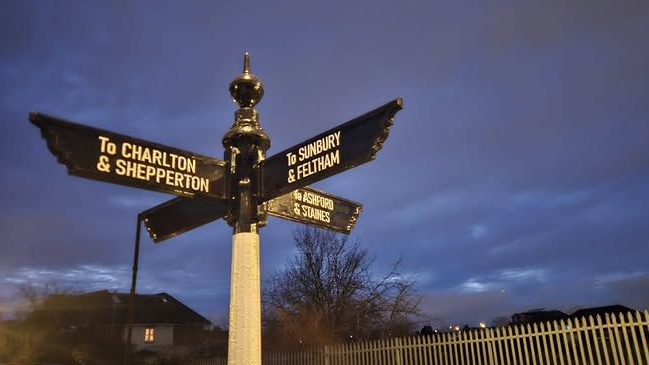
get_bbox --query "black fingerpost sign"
[261,98,402,201]
[266,187,362,234]
[140,197,229,243]
[30,112,226,199]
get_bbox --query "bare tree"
[0,281,82,363]
[263,227,422,350]
[18,281,78,307]
[13,281,78,320]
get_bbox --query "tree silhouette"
[263,227,421,351]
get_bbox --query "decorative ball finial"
[229,52,264,108]
[223,52,270,151]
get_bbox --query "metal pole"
[124,214,142,365]
[223,53,269,365]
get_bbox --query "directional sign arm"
[140,196,229,243]
[261,98,403,201]
[29,112,226,199]
[140,185,362,241]
[266,186,362,234]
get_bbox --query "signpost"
[30,52,403,365]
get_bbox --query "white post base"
[227,232,261,365]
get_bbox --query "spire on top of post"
[229,52,264,109]
[223,52,270,151]
[243,52,251,73]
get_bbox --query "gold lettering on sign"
[285,131,342,184]
[291,189,334,224]
[95,135,209,194]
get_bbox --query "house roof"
[515,309,568,316]
[570,305,636,319]
[35,290,210,326]
[511,309,568,325]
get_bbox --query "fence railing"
[194,310,649,365]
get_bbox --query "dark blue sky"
[1,1,648,327]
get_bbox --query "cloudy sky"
[1,1,648,327]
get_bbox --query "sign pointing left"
[29,112,227,199]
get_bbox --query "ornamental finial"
[229,52,264,108]
[223,52,270,150]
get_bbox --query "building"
[28,290,210,351]
[570,304,637,321]
[511,308,568,325]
